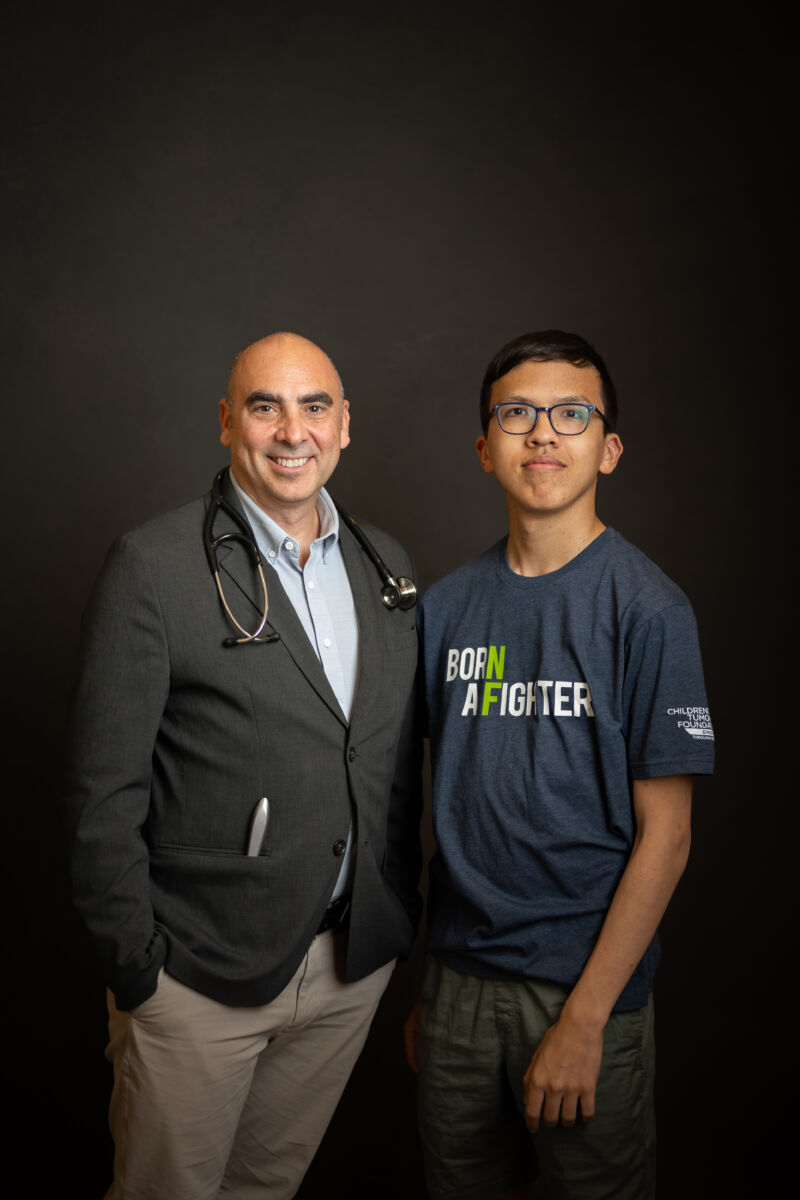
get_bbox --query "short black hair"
[479,330,618,434]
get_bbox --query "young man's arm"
[523,773,692,1130]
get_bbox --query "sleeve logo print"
[667,707,714,742]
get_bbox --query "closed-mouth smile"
[524,455,564,470]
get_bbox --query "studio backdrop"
[2,3,791,1197]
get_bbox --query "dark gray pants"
[418,957,656,1200]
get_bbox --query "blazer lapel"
[339,520,385,729]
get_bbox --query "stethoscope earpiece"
[223,633,281,648]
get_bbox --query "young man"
[405,330,714,1200]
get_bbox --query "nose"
[276,405,305,444]
[526,409,558,445]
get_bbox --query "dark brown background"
[2,2,792,1196]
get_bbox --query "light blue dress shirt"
[231,475,358,900]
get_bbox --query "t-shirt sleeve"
[624,602,714,779]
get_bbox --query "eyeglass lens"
[497,403,592,435]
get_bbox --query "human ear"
[598,433,623,476]
[219,398,232,447]
[476,435,495,475]
[339,398,351,450]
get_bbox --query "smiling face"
[476,358,622,527]
[220,333,350,524]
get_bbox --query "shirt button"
[323,637,332,648]
[268,550,276,559]
[308,580,315,590]
[347,747,356,762]
[284,539,294,551]
[333,839,347,856]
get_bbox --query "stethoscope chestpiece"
[381,576,417,611]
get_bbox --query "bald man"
[65,334,422,1200]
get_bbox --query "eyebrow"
[501,392,595,406]
[244,390,335,408]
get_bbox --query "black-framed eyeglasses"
[491,402,611,436]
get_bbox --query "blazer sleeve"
[382,665,424,929]
[377,544,424,929]
[64,534,170,1008]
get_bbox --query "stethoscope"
[203,469,417,646]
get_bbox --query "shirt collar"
[229,473,340,564]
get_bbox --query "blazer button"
[347,746,357,762]
[333,839,347,856]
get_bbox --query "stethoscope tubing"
[205,469,416,646]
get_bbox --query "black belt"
[316,893,351,935]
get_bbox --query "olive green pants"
[418,958,656,1200]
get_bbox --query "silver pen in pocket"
[246,797,270,856]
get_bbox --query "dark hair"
[479,329,618,434]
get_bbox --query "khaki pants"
[418,958,656,1200]
[105,930,395,1200]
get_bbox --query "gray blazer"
[65,473,422,1011]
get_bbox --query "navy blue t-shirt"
[419,529,714,1010]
